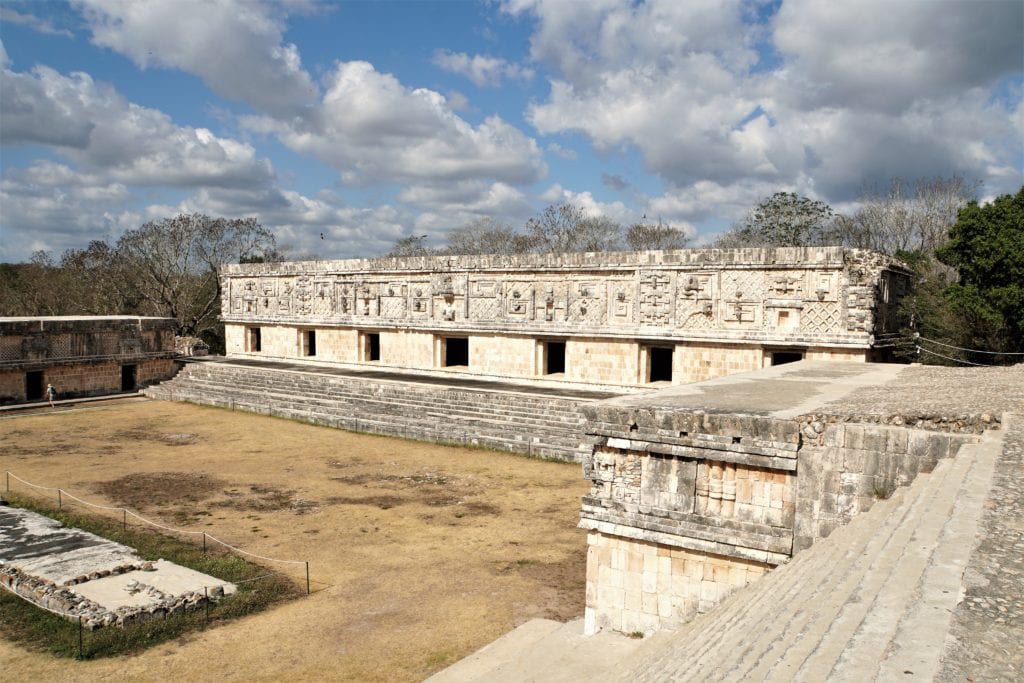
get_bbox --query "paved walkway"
[937,415,1024,681]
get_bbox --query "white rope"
[6,472,306,566]
[123,509,205,536]
[915,334,1024,356]
[916,345,993,366]
[58,490,125,512]
[7,472,58,491]
[204,534,306,565]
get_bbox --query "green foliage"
[741,192,833,247]
[937,187,1024,354]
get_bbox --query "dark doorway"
[368,333,380,361]
[545,341,566,374]
[771,351,804,366]
[121,364,137,391]
[25,371,44,401]
[649,346,674,382]
[305,330,317,356]
[249,327,262,352]
[444,337,469,367]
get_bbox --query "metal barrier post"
[123,509,127,532]
[5,471,8,492]
[58,489,62,511]
[203,533,207,553]
[205,587,209,623]
[78,616,83,659]
[306,562,310,595]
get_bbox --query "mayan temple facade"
[219,247,910,388]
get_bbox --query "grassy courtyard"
[0,398,589,681]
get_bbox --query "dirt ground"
[0,398,590,682]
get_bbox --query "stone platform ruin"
[0,506,235,629]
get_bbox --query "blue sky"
[1,0,1021,262]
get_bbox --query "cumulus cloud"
[432,50,534,87]
[513,0,1022,222]
[74,0,318,117]
[245,60,547,190]
[0,61,274,188]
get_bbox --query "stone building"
[219,247,911,388]
[0,316,178,405]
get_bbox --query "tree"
[444,218,536,255]
[625,221,690,250]
[116,214,275,340]
[386,234,436,257]
[936,187,1024,355]
[525,203,622,253]
[738,192,834,247]
[830,177,979,255]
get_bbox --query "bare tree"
[116,214,275,337]
[625,221,690,250]
[832,177,979,255]
[525,203,622,253]
[386,234,436,257]
[444,218,536,255]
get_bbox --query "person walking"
[46,383,57,407]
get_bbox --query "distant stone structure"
[219,247,911,388]
[0,316,178,404]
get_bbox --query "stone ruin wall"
[0,317,178,404]
[578,402,978,635]
[220,247,911,387]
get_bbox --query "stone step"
[616,430,999,683]
[148,364,589,461]
[623,456,952,681]
[691,457,958,681]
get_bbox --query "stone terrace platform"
[431,363,1024,681]
[146,356,627,462]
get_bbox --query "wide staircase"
[428,422,1005,682]
[144,359,602,461]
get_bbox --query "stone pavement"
[937,414,1024,681]
[0,506,235,629]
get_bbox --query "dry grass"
[0,398,589,682]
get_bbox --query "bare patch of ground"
[0,398,588,681]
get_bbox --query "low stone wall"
[0,562,223,630]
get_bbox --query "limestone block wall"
[578,383,981,635]
[793,422,976,551]
[0,317,178,404]
[219,248,909,388]
[584,532,769,634]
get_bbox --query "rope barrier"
[123,509,205,536]
[204,534,307,565]
[915,334,1024,356]
[916,345,993,366]
[7,472,59,491]
[4,471,306,568]
[58,489,126,512]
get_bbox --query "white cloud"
[74,0,318,117]
[0,8,74,37]
[1,62,275,189]
[546,142,576,160]
[513,0,1022,224]
[246,61,547,188]
[772,0,1024,113]
[432,50,534,87]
